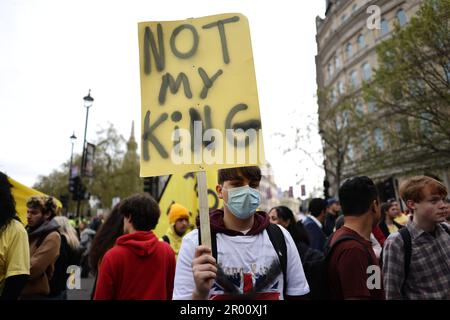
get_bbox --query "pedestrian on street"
[383,176,450,299]
[0,172,30,300]
[173,166,310,300]
[303,198,328,252]
[21,196,61,299]
[327,176,384,300]
[162,203,191,257]
[94,194,175,300]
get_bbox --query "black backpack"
[162,235,170,244]
[198,223,288,297]
[304,233,374,300]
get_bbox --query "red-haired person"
[383,176,450,299]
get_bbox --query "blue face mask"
[223,185,260,220]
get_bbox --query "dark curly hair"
[26,195,58,219]
[0,172,17,231]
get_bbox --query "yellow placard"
[7,176,62,225]
[138,13,265,177]
[154,170,222,237]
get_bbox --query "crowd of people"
[0,167,449,300]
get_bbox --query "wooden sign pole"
[197,170,211,249]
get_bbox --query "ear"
[216,184,223,199]
[372,199,379,212]
[123,215,132,224]
[405,200,415,211]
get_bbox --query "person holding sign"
[173,166,310,300]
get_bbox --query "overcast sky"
[0,0,326,198]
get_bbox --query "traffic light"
[323,179,330,199]
[69,176,81,194]
[143,177,159,198]
[143,177,152,194]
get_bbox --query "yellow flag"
[8,176,62,225]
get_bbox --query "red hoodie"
[94,231,176,300]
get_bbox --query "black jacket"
[379,220,404,238]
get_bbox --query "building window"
[346,43,353,58]
[341,14,347,24]
[328,62,334,78]
[352,4,358,13]
[395,122,409,144]
[368,100,377,113]
[342,110,349,128]
[336,114,343,130]
[356,101,365,116]
[347,144,354,160]
[362,135,369,153]
[331,88,337,104]
[350,70,359,88]
[444,62,450,83]
[397,120,411,143]
[362,62,372,81]
[409,79,426,96]
[420,113,433,139]
[357,34,366,49]
[381,19,389,36]
[338,81,345,95]
[397,9,408,27]
[374,128,384,150]
[335,55,341,70]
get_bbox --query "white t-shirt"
[173,224,310,300]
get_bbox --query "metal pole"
[69,142,74,184]
[68,140,75,209]
[77,106,90,218]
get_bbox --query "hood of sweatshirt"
[27,218,60,239]
[196,209,270,236]
[115,231,159,256]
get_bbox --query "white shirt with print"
[173,224,310,300]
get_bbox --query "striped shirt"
[382,220,450,299]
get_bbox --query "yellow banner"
[138,13,265,177]
[8,176,62,225]
[154,170,222,237]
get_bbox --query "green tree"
[34,123,142,215]
[363,0,450,160]
[318,87,360,196]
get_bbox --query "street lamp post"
[68,132,77,214]
[76,90,94,218]
[69,132,77,180]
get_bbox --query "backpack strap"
[398,227,412,280]
[197,228,217,263]
[199,224,288,297]
[265,223,287,298]
[441,223,450,236]
[398,227,412,296]
[326,235,374,265]
[162,235,170,244]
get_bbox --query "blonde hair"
[54,216,80,250]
